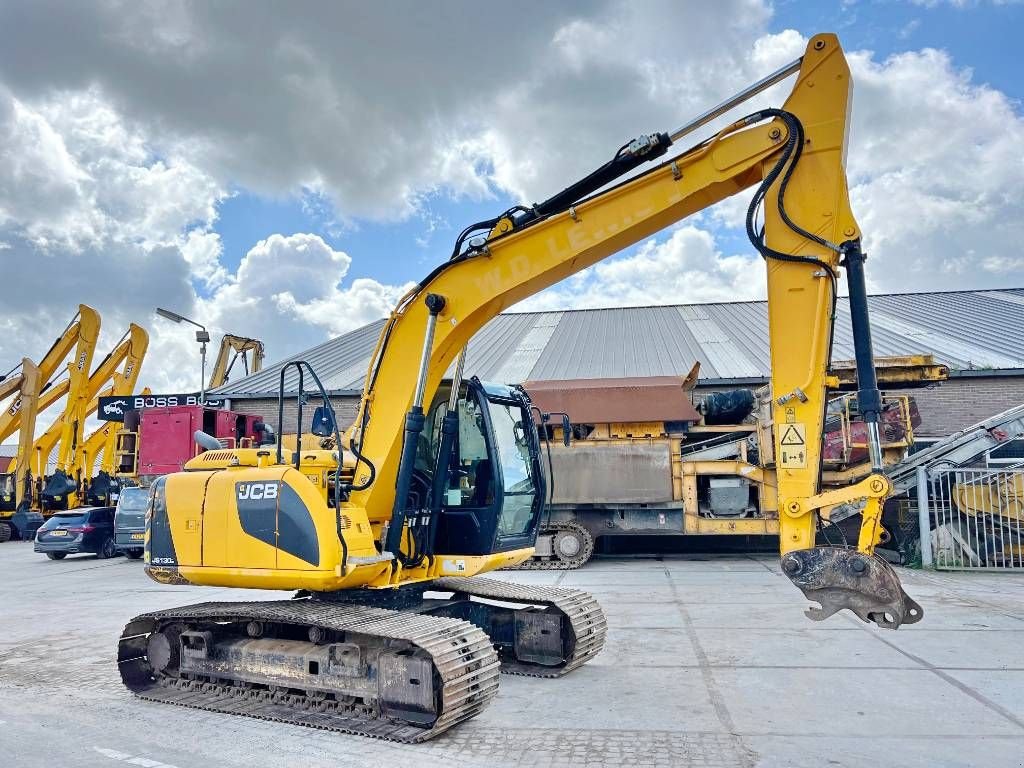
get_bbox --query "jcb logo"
[237,482,279,501]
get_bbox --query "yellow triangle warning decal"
[780,423,805,446]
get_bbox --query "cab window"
[487,399,536,538]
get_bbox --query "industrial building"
[212,287,1024,462]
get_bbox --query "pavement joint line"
[841,613,1024,732]
[662,564,739,735]
[13,559,128,580]
[742,553,779,574]
[918,589,1024,624]
[553,570,569,586]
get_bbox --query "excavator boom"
[208,334,264,389]
[0,359,42,540]
[34,323,149,508]
[341,34,916,627]
[0,305,101,444]
[76,325,149,504]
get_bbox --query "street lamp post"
[155,307,212,404]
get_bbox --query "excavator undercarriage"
[119,577,605,741]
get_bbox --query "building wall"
[231,396,361,435]
[895,376,1024,437]
[234,374,1024,440]
[694,374,1024,438]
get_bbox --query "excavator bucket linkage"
[782,547,923,629]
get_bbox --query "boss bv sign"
[97,393,226,422]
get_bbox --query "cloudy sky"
[0,0,1022,396]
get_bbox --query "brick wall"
[896,376,1024,437]
[229,396,361,435]
[696,374,1024,438]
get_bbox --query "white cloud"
[0,87,91,246]
[198,233,413,359]
[180,230,229,290]
[0,0,1022,400]
[845,47,1024,291]
[518,225,764,312]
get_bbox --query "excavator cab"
[424,378,545,556]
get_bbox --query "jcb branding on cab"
[237,482,280,501]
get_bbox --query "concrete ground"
[1,544,1023,768]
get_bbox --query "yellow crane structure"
[0,360,41,541]
[0,305,101,538]
[76,324,150,505]
[0,305,101,446]
[208,334,264,389]
[119,34,921,741]
[33,312,102,510]
[33,323,149,510]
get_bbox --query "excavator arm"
[347,33,919,627]
[76,325,149,502]
[208,334,264,389]
[34,324,148,507]
[0,359,42,540]
[0,304,101,444]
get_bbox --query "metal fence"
[918,463,1024,570]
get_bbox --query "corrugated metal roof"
[213,288,1024,397]
[212,318,386,395]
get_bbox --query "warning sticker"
[779,422,807,468]
[780,423,805,446]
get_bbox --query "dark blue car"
[34,506,117,560]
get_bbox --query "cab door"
[432,381,542,555]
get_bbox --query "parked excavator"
[30,327,143,510]
[119,34,922,742]
[0,359,41,541]
[75,324,150,505]
[32,316,101,511]
[0,305,101,539]
[208,334,264,389]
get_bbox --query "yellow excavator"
[75,324,150,505]
[118,34,922,741]
[31,313,102,511]
[0,305,101,538]
[0,359,41,541]
[208,334,264,389]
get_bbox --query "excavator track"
[507,521,595,570]
[117,600,501,743]
[432,576,606,677]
